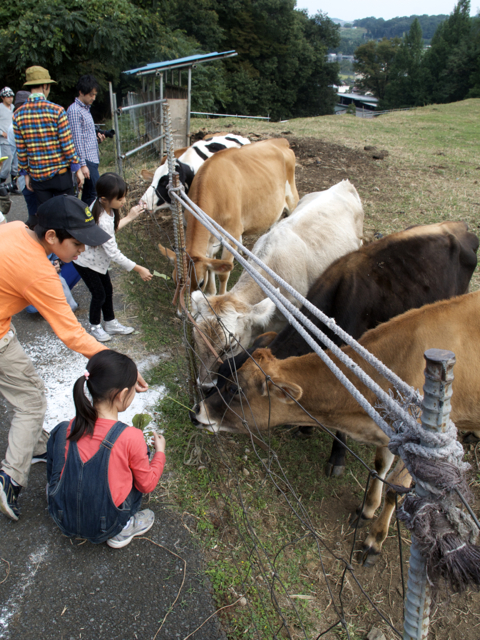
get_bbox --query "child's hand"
[153,432,166,453]
[128,204,145,221]
[134,265,153,281]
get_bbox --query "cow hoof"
[324,463,345,478]
[361,545,381,568]
[293,427,313,439]
[348,510,372,530]
[463,432,480,445]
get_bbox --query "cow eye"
[226,382,240,397]
[198,278,205,288]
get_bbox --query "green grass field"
[118,100,480,639]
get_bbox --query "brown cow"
[158,138,299,295]
[193,291,480,564]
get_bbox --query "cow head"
[191,348,304,433]
[157,243,234,294]
[192,293,277,388]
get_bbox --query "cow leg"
[217,244,235,295]
[350,445,395,527]
[324,431,347,478]
[284,162,299,212]
[204,269,216,296]
[361,459,412,567]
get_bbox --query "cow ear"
[262,378,303,404]
[251,331,277,349]
[158,243,176,265]
[205,258,234,274]
[141,169,155,181]
[250,298,277,328]
[191,290,209,316]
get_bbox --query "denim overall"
[47,420,142,544]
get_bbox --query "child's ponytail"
[69,350,138,442]
[71,372,97,441]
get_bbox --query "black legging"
[73,264,115,325]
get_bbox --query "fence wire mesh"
[117,184,412,639]
[114,88,165,185]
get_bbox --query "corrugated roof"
[338,92,379,104]
[124,51,237,76]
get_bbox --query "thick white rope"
[169,188,420,438]
[177,190,421,405]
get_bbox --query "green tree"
[171,0,340,119]
[0,0,189,110]
[353,37,401,100]
[422,0,473,103]
[466,15,480,97]
[382,18,426,108]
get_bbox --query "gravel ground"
[0,195,226,640]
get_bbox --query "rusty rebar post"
[402,348,456,640]
[163,101,199,406]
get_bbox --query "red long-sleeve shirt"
[64,419,165,506]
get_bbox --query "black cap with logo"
[37,195,111,246]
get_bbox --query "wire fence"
[117,103,480,640]
[109,82,166,185]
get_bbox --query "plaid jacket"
[67,98,99,166]
[13,95,81,182]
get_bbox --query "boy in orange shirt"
[0,195,148,520]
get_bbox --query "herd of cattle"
[140,135,480,565]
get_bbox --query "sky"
[296,0,479,21]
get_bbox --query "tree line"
[353,0,480,109]
[0,0,341,121]
[0,0,478,121]
[353,15,448,42]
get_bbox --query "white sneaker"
[107,509,155,549]
[104,319,134,335]
[90,324,112,342]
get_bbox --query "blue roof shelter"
[123,51,237,137]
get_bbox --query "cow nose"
[189,406,200,425]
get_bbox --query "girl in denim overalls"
[47,350,166,548]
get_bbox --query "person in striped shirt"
[67,75,105,205]
[12,66,85,222]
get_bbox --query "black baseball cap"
[37,195,111,246]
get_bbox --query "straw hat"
[23,66,57,87]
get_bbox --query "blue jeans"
[47,420,143,544]
[82,160,100,205]
[23,187,38,225]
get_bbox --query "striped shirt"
[13,94,81,182]
[67,97,99,166]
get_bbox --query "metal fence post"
[402,348,456,640]
[111,90,123,177]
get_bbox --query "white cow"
[192,180,365,387]
[140,135,250,211]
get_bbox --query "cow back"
[187,138,296,236]
[269,220,479,359]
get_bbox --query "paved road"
[0,195,225,640]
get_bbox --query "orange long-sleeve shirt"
[0,221,106,358]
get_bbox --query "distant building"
[335,92,378,117]
[327,53,356,63]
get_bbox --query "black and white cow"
[140,135,250,211]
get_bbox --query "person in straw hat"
[13,66,85,226]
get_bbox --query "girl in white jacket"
[74,172,152,342]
